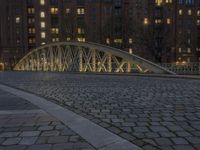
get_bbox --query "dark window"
[77,0,85,5]
[50,0,58,5]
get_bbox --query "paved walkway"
[0,89,95,150]
[0,72,200,150]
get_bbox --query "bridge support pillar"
[30,55,34,71]
[107,54,112,72]
[92,49,96,72]
[58,46,62,72]
[42,49,46,71]
[79,49,83,72]
[127,62,131,73]
[36,52,40,71]
[50,47,54,71]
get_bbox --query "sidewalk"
[0,84,141,150]
[0,89,95,150]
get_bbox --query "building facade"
[152,0,200,63]
[0,0,27,69]
[0,0,200,70]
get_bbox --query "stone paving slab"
[1,72,200,150]
[0,84,142,150]
[0,90,38,110]
[0,89,95,150]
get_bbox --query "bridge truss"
[14,42,174,74]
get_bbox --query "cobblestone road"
[0,72,200,150]
[0,89,95,150]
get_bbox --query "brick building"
[0,0,200,69]
[0,0,27,69]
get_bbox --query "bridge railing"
[160,62,200,75]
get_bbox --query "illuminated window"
[77,8,85,15]
[197,20,200,26]
[28,18,35,24]
[41,32,46,38]
[52,38,59,42]
[106,38,110,44]
[188,9,192,15]
[178,48,182,53]
[155,19,162,24]
[28,39,32,44]
[155,0,163,6]
[51,7,58,14]
[15,17,20,23]
[129,48,133,54]
[40,11,45,18]
[187,48,191,53]
[114,39,122,44]
[197,10,200,16]
[77,38,86,42]
[179,9,182,15]
[67,37,71,41]
[28,38,36,44]
[16,38,20,44]
[40,22,45,28]
[40,0,45,5]
[129,38,133,44]
[28,28,35,34]
[28,8,35,14]
[166,0,172,3]
[77,28,85,34]
[188,39,191,44]
[51,28,59,34]
[144,18,148,25]
[66,8,70,14]
[41,42,46,45]
[167,18,171,24]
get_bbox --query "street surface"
[0,72,200,150]
[0,89,95,150]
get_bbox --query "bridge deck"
[0,72,200,150]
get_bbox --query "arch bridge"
[14,42,175,74]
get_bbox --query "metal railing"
[160,62,200,75]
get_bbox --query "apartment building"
[0,0,199,69]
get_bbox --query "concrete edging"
[66,72,200,80]
[0,84,142,150]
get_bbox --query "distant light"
[15,17,20,23]
[167,18,171,24]
[129,48,133,54]
[40,0,45,5]
[41,42,46,45]
[40,11,45,18]
[144,18,148,25]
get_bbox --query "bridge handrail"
[160,62,200,75]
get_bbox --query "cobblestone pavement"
[0,72,200,150]
[0,89,95,150]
